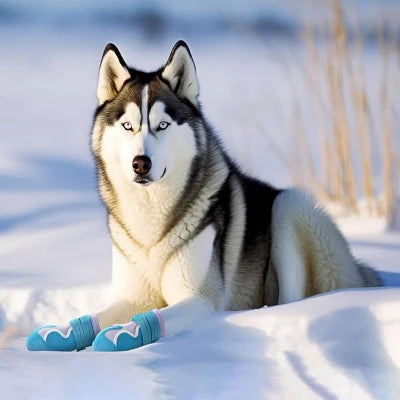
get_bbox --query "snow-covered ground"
[1,2,400,399]
[2,288,400,399]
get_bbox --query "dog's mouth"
[134,177,152,186]
[135,179,151,186]
[133,168,166,186]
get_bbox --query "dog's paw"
[26,315,97,352]
[92,311,161,352]
[92,321,143,352]
[26,324,77,351]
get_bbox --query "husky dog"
[27,41,380,352]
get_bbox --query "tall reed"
[297,0,399,226]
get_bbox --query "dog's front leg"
[92,225,218,352]
[26,244,164,352]
[92,296,215,352]
[25,300,140,352]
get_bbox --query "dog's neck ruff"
[114,145,228,247]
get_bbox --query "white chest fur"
[109,162,228,301]
[110,213,218,305]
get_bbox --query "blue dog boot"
[26,315,98,351]
[92,311,160,352]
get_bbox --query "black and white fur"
[91,41,380,336]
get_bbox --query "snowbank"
[1,288,400,399]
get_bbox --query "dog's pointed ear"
[161,41,199,107]
[97,43,131,105]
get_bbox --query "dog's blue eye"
[122,122,132,131]
[158,121,170,131]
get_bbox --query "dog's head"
[91,41,204,189]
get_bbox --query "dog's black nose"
[132,155,152,176]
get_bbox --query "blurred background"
[0,0,399,297]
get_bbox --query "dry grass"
[295,0,399,226]
[0,325,17,356]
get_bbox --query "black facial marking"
[148,78,200,125]
[94,61,201,136]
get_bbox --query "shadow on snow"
[0,155,96,192]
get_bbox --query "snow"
[2,289,400,399]
[1,2,400,399]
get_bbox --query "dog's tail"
[357,261,382,287]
